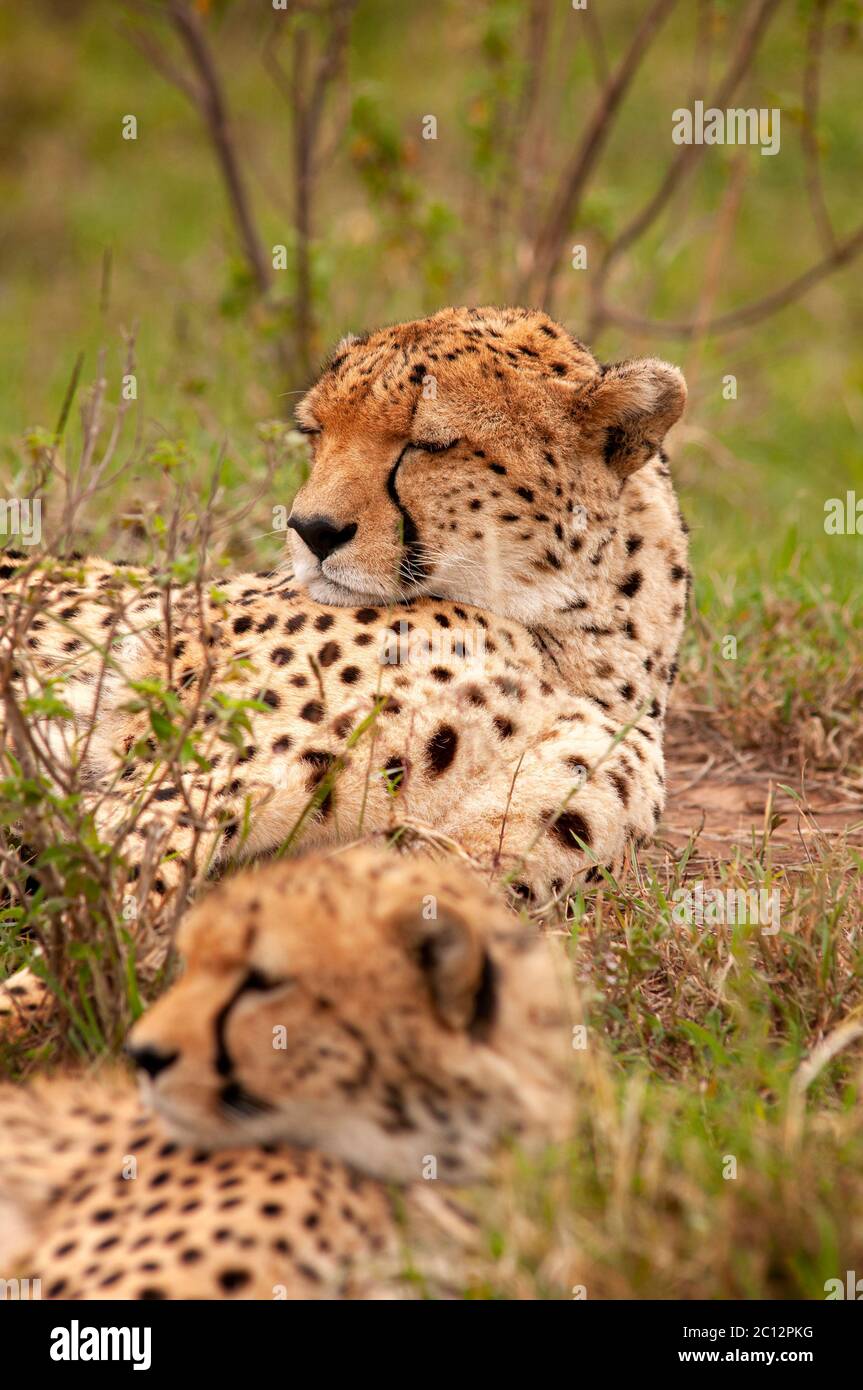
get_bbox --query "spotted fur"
[0,306,688,1026]
[0,848,570,1299]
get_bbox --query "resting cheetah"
[0,848,571,1299]
[0,305,688,1025]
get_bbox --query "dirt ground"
[659,703,863,871]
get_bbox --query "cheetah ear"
[320,330,368,374]
[394,907,498,1036]
[571,358,686,476]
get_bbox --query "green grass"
[1,0,862,1299]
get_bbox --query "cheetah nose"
[288,513,358,562]
[126,1043,180,1079]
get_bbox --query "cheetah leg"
[453,714,661,909]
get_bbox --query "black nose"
[288,514,357,562]
[127,1043,179,1079]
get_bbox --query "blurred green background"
[0,0,861,678]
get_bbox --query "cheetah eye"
[240,968,293,994]
[411,437,461,454]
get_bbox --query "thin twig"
[589,0,783,334]
[263,1,357,377]
[597,219,863,339]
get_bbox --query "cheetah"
[0,848,571,1299]
[0,305,688,1026]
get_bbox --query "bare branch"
[688,0,715,109]
[292,26,315,378]
[521,0,679,308]
[167,1,272,297]
[582,2,609,86]
[263,1,357,377]
[261,21,294,104]
[121,21,200,103]
[307,0,356,137]
[126,2,271,297]
[478,0,554,276]
[595,219,863,339]
[591,0,783,317]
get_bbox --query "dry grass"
[683,595,863,776]
[460,781,863,1300]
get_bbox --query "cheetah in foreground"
[0,848,571,1299]
[0,305,688,1026]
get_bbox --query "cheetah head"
[288,306,686,624]
[128,847,571,1184]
